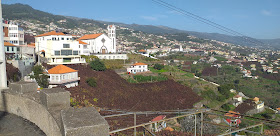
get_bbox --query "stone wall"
[0,82,109,136]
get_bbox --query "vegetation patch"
[30,65,49,88]
[103,59,124,69]
[127,75,168,83]
[86,77,97,87]
[153,63,164,70]
[89,59,106,71]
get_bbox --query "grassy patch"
[214,56,227,61]
[149,67,168,73]
[127,75,168,83]
[103,59,124,69]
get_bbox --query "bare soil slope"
[65,64,202,111]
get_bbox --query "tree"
[89,59,106,71]
[30,65,49,88]
[154,63,164,70]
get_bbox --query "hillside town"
[1,3,280,135]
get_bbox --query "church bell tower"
[107,25,116,53]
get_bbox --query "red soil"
[65,64,202,111]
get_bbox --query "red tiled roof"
[132,62,147,66]
[35,31,65,37]
[48,65,77,74]
[79,33,103,40]
[224,111,240,118]
[152,115,166,122]
[4,42,16,46]
[138,49,146,52]
[78,40,88,45]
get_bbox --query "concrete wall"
[95,53,128,60]
[0,90,62,136]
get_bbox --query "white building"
[79,25,128,60]
[79,25,116,54]
[35,31,86,65]
[48,64,80,88]
[127,62,149,74]
[3,20,24,45]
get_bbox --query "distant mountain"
[2,3,279,50]
[114,24,279,49]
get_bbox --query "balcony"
[49,77,80,85]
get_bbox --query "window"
[79,45,80,48]
[54,51,60,55]
[66,38,69,40]
[61,50,72,55]
[7,47,9,51]
[17,47,20,51]
[73,51,78,55]
[61,37,64,40]
[83,45,87,49]
[63,44,70,48]
[11,47,14,51]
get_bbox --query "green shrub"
[89,59,106,71]
[86,77,97,87]
[154,63,164,70]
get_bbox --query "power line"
[151,0,264,46]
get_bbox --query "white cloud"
[261,10,272,16]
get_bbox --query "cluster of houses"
[3,20,131,88]
[230,89,265,115]
[35,24,128,65]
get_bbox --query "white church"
[79,25,116,54]
[35,25,127,65]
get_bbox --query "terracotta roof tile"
[35,31,65,37]
[78,40,88,45]
[4,42,16,46]
[224,111,240,117]
[79,33,103,40]
[48,65,77,74]
[138,49,146,52]
[133,62,147,66]
[152,115,166,122]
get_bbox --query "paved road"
[0,112,46,136]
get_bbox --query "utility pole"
[0,0,8,88]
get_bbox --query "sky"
[2,0,280,39]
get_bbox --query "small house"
[127,62,148,74]
[48,65,80,88]
[233,95,243,107]
[149,115,167,132]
